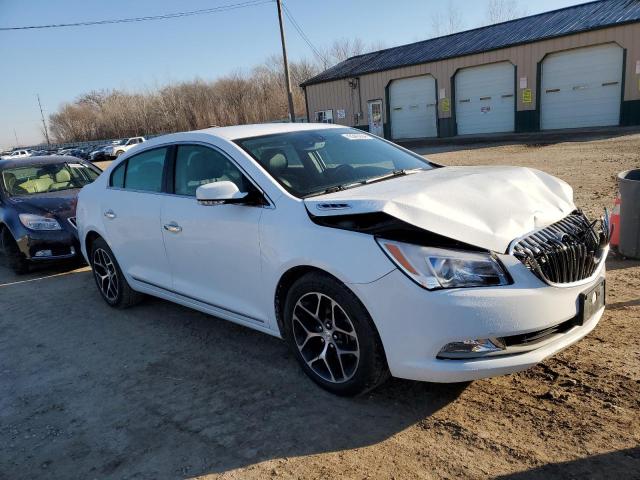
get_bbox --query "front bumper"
[15,228,80,262]
[349,254,605,383]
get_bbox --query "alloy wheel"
[92,248,119,302]
[292,292,360,383]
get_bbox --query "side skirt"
[129,276,282,339]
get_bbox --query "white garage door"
[455,62,515,135]
[541,43,623,130]
[389,75,437,139]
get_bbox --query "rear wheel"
[90,237,142,308]
[0,227,29,274]
[283,272,389,396]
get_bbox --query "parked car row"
[1,136,147,162]
[0,123,610,396]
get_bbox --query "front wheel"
[0,227,29,274]
[115,150,124,157]
[283,272,389,396]
[90,237,142,308]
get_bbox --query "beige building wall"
[305,23,640,128]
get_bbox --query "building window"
[315,110,334,123]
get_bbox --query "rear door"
[101,147,172,288]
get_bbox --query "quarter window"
[110,161,126,188]
[123,147,168,192]
[174,145,248,196]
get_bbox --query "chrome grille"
[510,211,609,286]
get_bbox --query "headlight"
[18,213,62,231]
[376,239,510,290]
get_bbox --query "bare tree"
[430,1,465,37]
[47,55,320,143]
[485,0,528,24]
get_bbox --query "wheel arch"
[84,230,102,257]
[274,265,379,340]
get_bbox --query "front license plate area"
[579,279,606,325]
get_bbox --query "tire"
[115,150,124,157]
[90,237,142,308]
[0,227,29,274]
[283,272,389,396]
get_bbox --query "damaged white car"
[77,123,609,396]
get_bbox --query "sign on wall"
[522,88,532,104]
[519,76,528,89]
[336,109,346,119]
[440,98,450,112]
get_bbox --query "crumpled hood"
[304,166,575,253]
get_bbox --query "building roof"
[301,0,640,87]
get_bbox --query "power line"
[281,2,327,66]
[0,0,272,31]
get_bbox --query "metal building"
[301,0,640,140]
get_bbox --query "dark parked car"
[88,145,112,162]
[0,156,101,273]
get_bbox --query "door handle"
[104,209,116,219]
[163,222,182,233]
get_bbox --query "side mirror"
[196,181,248,205]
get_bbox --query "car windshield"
[1,162,100,196]
[235,128,435,197]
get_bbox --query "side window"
[110,161,126,188]
[124,147,167,192]
[174,145,248,196]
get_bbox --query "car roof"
[193,122,345,141]
[0,155,89,169]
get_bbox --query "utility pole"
[37,94,51,146]
[13,129,19,147]
[276,0,296,122]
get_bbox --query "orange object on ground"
[610,193,621,247]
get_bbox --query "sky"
[0,0,586,149]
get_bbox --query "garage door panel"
[389,75,437,140]
[455,62,515,135]
[541,43,623,130]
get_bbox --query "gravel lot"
[1,131,639,479]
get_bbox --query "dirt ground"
[1,131,639,480]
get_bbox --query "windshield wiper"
[347,167,427,188]
[304,168,428,198]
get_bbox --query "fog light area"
[438,338,506,359]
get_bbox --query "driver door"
[160,144,266,323]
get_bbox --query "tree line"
[48,56,319,143]
[47,37,376,144]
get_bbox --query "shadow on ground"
[0,265,466,479]
[496,447,640,479]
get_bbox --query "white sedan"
[76,123,609,395]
